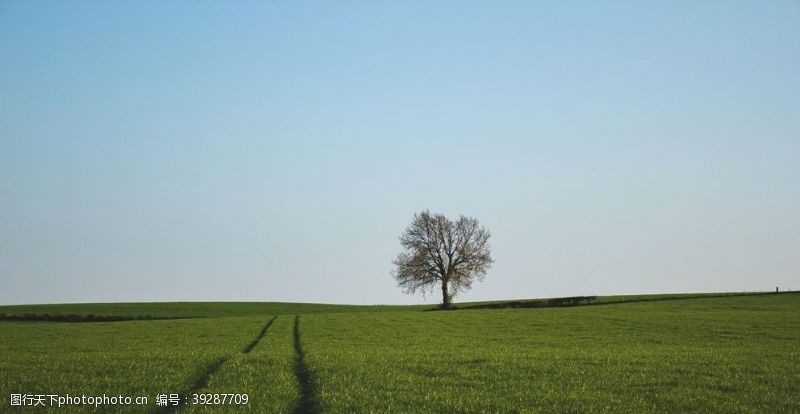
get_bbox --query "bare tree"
[392,211,493,309]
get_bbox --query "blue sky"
[1,1,798,305]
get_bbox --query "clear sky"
[1,1,798,305]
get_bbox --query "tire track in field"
[292,315,321,414]
[243,316,278,353]
[156,357,227,414]
[155,316,277,414]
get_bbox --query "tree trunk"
[441,280,451,309]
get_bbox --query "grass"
[0,301,428,319]
[0,291,783,319]
[185,315,299,413]
[301,294,800,412]
[0,316,267,413]
[0,292,798,412]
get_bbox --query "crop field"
[1,292,798,413]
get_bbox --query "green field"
[1,292,798,413]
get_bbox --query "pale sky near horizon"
[1,1,798,306]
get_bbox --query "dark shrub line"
[0,313,200,323]
[293,315,321,414]
[465,296,597,310]
[447,291,799,312]
[425,296,597,311]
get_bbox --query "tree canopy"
[392,211,493,308]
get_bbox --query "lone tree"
[393,210,493,309]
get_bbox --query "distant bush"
[452,296,598,311]
[546,296,596,306]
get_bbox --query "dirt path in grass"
[292,315,321,414]
[156,316,277,414]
